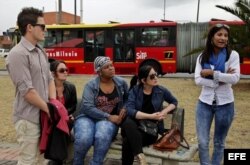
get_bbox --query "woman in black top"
[121,65,178,165]
[49,60,77,164]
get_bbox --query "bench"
[110,137,198,165]
[107,108,198,165]
[74,100,198,164]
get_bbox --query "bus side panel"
[113,63,138,75]
[46,48,89,74]
[135,47,177,73]
[240,58,250,75]
[105,47,113,59]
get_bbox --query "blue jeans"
[196,100,234,165]
[73,116,118,165]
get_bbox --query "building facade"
[44,11,80,25]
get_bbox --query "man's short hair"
[17,7,44,36]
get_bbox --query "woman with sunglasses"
[49,60,77,164]
[121,65,178,165]
[194,24,240,165]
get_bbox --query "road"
[1,70,250,79]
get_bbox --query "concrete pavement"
[0,142,199,165]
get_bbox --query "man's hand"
[44,105,51,119]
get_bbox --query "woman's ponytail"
[129,75,138,91]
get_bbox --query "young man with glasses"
[121,65,178,165]
[6,7,56,165]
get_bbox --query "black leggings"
[121,117,158,165]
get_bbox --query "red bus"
[209,20,250,75]
[43,21,177,74]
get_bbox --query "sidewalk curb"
[0,142,199,165]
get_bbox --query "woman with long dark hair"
[50,60,77,118]
[194,24,240,165]
[121,65,178,165]
[50,60,77,164]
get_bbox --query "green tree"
[216,0,250,29]
[216,0,250,58]
[185,1,250,59]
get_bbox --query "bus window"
[125,31,135,61]
[141,29,152,46]
[96,30,105,57]
[167,27,177,46]
[114,31,123,60]
[152,28,169,46]
[140,27,175,47]
[44,30,61,47]
[84,30,105,62]
[45,29,83,48]
[113,30,135,62]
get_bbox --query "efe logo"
[224,149,250,165]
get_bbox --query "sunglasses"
[57,68,68,73]
[32,24,46,31]
[215,24,230,29]
[149,73,158,80]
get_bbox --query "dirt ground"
[0,69,250,161]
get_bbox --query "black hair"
[129,65,153,90]
[129,75,138,91]
[17,7,44,36]
[200,24,232,65]
[50,60,66,73]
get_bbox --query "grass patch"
[0,58,6,70]
[1,72,250,162]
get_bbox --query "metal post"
[74,0,77,24]
[80,0,83,23]
[163,0,166,20]
[58,0,62,24]
[196,0,200,22]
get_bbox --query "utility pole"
[80,0,83,23]
[196,0,200,22]
[74,0,77,24]
[190,0,201,73]
[163,0,166,20]
[58,0,62,24]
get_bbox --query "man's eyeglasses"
[32,24,46,31]
[215,24,230,30]
[57,68,68,73]
[149,73,158,80]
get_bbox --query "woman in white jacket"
[194,24,240,165]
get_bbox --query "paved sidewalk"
[0,143,18,165]
[0,142,199,165]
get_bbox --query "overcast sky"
[0,0,240,34]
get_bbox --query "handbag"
[153,126,189,151]
[138,120,158,137]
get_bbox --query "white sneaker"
[136,153,148,165]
